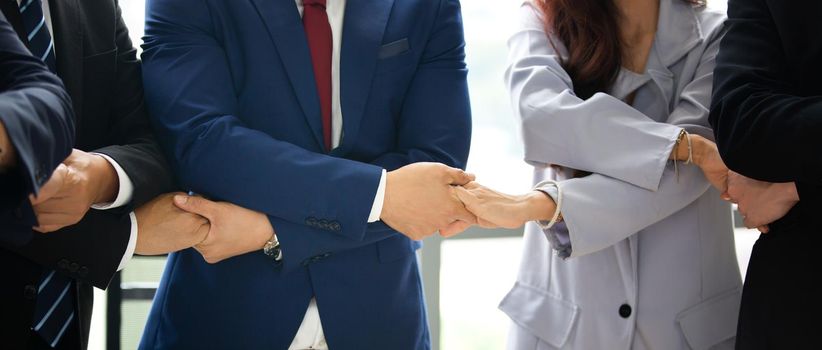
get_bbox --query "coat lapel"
[249,0,324,150]
[333,0,394,156]
[48,0,84,126]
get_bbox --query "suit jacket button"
[619,304,632,318]
[23,285,37,300]
[58,259,70,270]
[78,267,89,278]
[69,263,80,273]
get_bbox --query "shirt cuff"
[533,180,572,259]
[117,211,138,271]
[90,153,134,210]
[367,169,387,223]
[533,180,563,230]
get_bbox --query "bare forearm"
[0,120,16,170]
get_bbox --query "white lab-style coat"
[500,1,742,349]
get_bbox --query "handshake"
[380,162,555,240]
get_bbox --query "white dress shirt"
[18,0,139,272]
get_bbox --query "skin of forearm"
[0,120,16,170]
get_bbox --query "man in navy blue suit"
[139,0,473,348]
[0,11,73,246]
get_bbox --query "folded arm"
[507,3,722,191]
[142,0,471,268]
[710,0,822,184]
[0,12,74,244]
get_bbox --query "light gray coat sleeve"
[507,3,727,258]
[506,3,718,191]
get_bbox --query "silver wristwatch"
[262,234,282,262]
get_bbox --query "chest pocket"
[374,38,416,75]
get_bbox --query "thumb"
[446,168,473,186]
[439,220,472,237]
[174,195,215,220]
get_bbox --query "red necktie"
[303,0,333,151]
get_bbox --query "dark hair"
[536,0,705,99]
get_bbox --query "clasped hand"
[380,163,556,239]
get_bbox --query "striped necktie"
[18,0,56,71]
[18,0,75,347]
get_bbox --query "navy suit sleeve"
[709,0,822,184]
[369,0,471,172]
[270,0,472,267]
[0,12,74,243]
[142,0,382,242]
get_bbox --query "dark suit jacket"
[709,0,822,348]
[0,1,173,349]
[0,11,74,247]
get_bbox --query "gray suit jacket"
[500,1,742,349]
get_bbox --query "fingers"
[453,186,477,207]
[445,167,473,186]
[462,181,481,190]
[33,212,77,233]
[439,220,472,237]
[31,164,68,205]
[450,188,477,225]
[174,194,216,220]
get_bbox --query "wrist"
[89,154,119,204]
[379,171,396,222]
[689,135,711,167]
[0,121,15,170]
[520,191,556,222]
[777,182,800,203]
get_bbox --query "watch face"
[263,242,281,260]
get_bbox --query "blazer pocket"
[499,281,579,349]
[374,38,415,75]
[378,38,410,59]
[676,287,742,350]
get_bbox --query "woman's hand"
[671,134,729,193]
[690,135,729,193]
[454,182,556,229]
[173,194,274,264]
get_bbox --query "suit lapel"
[249,0,324,150]
[48,0,84,126]
[334,0,394,156]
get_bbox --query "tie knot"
[304,0,327,8]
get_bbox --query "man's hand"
[30,149,119,232]
[173,194,274,264]
[0,120,16,171]
[134,192,210,255]
[380,162,477,240]
[455,182,556,230]
[725,171,799,233]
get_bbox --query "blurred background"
[93,1,738,349]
